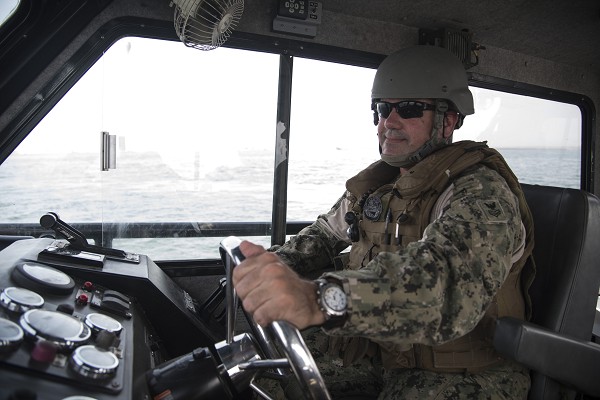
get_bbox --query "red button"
[77,293,89,304]
[83,281,94,290]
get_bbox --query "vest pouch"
[495,258,527,320]
[359,191,423,257]
[357,189,397,261]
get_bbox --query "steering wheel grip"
[219,236,332,400]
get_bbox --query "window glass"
[0,0,19,27]
[0,37,279,259]
[460,88,581,188]
[0,42,584,261]
[288,59,582,226]
[287,58,379,221]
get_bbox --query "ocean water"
[0,147,580,260]
[499,148,580,189]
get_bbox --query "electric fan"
[172,0,244,50]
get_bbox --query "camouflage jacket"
[275,141,533,370]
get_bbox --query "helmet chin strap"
[381,100,450,168]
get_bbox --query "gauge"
[11,262,75,295]
[0,317,24,352]
[85,313,122,336]
[20,309,91,350]
[0,286,44,313]
[62,397,99,400]
[70,345,119,380]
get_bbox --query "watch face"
[323,285,347,312]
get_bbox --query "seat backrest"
[521,184,600,399]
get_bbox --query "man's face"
[377,98,435,157]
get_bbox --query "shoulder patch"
[476,199,507,222]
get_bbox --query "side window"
[0,37,279,260]
[288,63,582,227]
[461,88,581,188]
[288,58,378,221]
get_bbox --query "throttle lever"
[40,212,128,259]
[40,212,88,248]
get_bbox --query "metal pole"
[271,54,293,246]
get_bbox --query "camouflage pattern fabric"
[271,162,529,396]
[271,194,352,276]
[253,327,529,399]
[278,164,523,345]
[379,363,529,399]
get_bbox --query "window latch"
[101,131,116,171]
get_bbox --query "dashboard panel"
[0,238,227,400]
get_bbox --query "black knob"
[96,330,119,350]
[39,212,58,229]
[344,212,356,225]
[56,303,74,315]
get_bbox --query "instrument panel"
[0,238,223,400]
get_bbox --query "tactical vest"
[343,140,535,373]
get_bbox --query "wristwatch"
[315,278,348,329]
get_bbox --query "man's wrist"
[309,281,327,326]
[315,278,348,329]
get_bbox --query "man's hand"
[232,240,326,329]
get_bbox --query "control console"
[0,236,224,400]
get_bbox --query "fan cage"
[173,0,244,51]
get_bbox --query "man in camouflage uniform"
[233,45,534,399]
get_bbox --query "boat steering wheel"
[219,236,332,400]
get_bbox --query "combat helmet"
[372,45,474,167]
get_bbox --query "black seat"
[493,184,600,399]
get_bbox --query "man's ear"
[443,112,459,138]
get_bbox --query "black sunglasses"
[375,101,436,119]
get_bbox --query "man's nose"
[383,109,404,129]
